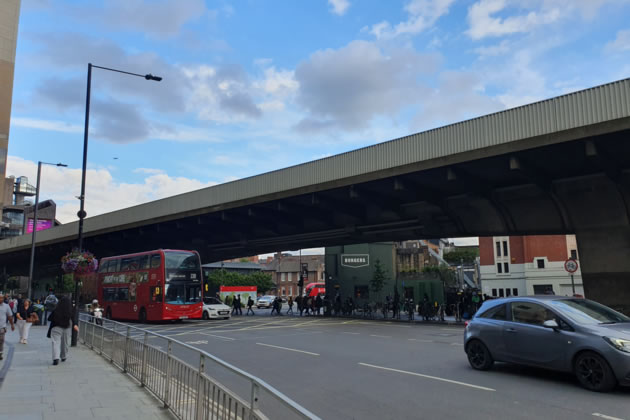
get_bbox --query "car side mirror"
[543,319,559,330]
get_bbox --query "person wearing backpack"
[0,293,15,360]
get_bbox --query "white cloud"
[10,117,82,133]
[473,40,512,58]
[370,0,455,39]
[605,28,630,52]
[7,155,215,224]
[466,0,561,40]
[253,67,299,97]
[328,0,350,15]
[294,41,438,132]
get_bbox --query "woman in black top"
[47,296,78,365]
[16,299,36,344]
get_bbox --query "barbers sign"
[341,254,370,268]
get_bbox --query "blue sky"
[7,0,630,235]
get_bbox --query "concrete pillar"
[576,227,630,315]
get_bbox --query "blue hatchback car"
[464,296,630,392]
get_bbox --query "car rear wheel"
[202,311,209,320]
[574,352,617,392]
[466,340,494,370]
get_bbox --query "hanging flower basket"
[61,248,99,274]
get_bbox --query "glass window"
[492,288,497,297]
[503,241,508,257]
[289,287,293,296]
[570,250,578,260]
[499,289,504,297]
[512,288,518,296]
[107,259,119,273]
[497,263,502,273]
[537,259,545,269]
[115,288,129,301]
[495,242,501,257]
[480,304,506,320]
[103,288,117,301]
[504,263,509,273]
[354,285,369,299]
[164,252,200,270]
[165,283,201,304]
[549,299,630,325]
[281,273,286,282]
[281,288,286,296]
[203,297,222,305]
[287,272,292,282]
[98,260,110,274]
[511,302,555,326]
[150,254,162,269]
[506,288,511,296]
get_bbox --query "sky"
[7,0,630,254]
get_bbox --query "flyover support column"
[576,226,630,315]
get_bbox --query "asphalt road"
[127,310,630,420]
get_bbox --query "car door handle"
[505,328,517,333]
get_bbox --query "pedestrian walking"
[0,293,15,360]
[315,294,323,316]
[296,295,304,316]
[43,294,57,326]
[47,296,78,365]
[270,297,279,315]
[286,296,294,315]
[246,296,255,316]
[16,298,37,344]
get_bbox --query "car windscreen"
[549,299,630,325]
[164,252,200,270]
[203,297,221,305]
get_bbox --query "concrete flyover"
[1,78,629,311]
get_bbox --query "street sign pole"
[571,274,575,295]
[564,259,579,296]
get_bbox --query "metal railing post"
[196,354,205,420]
[164,339,172,409]
[249,380,260,420]
[123,326,130,372]
[140,331,148,387]
[109,323,115,363]
[99,321,105,354]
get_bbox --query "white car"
[256,295,275,309]
[202,297,232,320]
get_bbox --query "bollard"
[196,354,205,420]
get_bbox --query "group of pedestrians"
[0,291,78,366]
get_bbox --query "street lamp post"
[27,161,67,300]
[71,63,161,346]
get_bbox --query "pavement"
[127,309,630,420]
[0,323,174,420]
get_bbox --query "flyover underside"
[2,129,630,311]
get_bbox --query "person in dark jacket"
[47,296,78,365]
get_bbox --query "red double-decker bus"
[97,249,203,322]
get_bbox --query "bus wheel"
[105,308,112,320]
[138,308,147,324]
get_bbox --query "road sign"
[564,259,579,273]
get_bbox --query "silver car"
[464,296,630,392]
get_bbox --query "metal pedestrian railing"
[79,314,320,420]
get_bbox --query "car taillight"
[464,321,469,328]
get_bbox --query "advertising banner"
[220,286,257,304]
[26,219,53,233]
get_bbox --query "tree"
[443,249,479,265]
[370,259,388,302]
[423,264,457,288]
[206,269,274,295]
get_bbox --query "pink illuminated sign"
[26,219,53,233]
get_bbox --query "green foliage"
[206,269,274,294]
[443,249,479,265]
[61,274,75,293]
[370,259,388,301]
[422,264,457,287]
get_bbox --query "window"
[492,288,497,297]
[504,263,510,273]
[287,272,292,282]
[506,288,511,297]
[497,263,502,273]
[164,251,200,270]
[511,302,555,326]
[354,285,369,299]
[121,256,147,271]
[281,273,286,282]
[512,288,518,296]
[503,241,509,257]
[150,254,162,269]
[480,304,506,320]
[107,259,119,273]
[499,289,505,297]
[495,242,501,257]
[281,288,286,296]
[203,297,222,305]
[570,249,578,260]
[98,260,110,273]
[537,259,545,269]
[288,287,293,296]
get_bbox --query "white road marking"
[370,334,391,338]
[450,343,464,346]
[408,338,433,343]
[343,332,360,335]
[185,340,208,345]
[256,343,320,356]
[200,333,235,341]
[593,413,625,420]
[358,363,496,392]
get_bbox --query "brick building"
[262,253,325,297]
[479,235,583,297]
